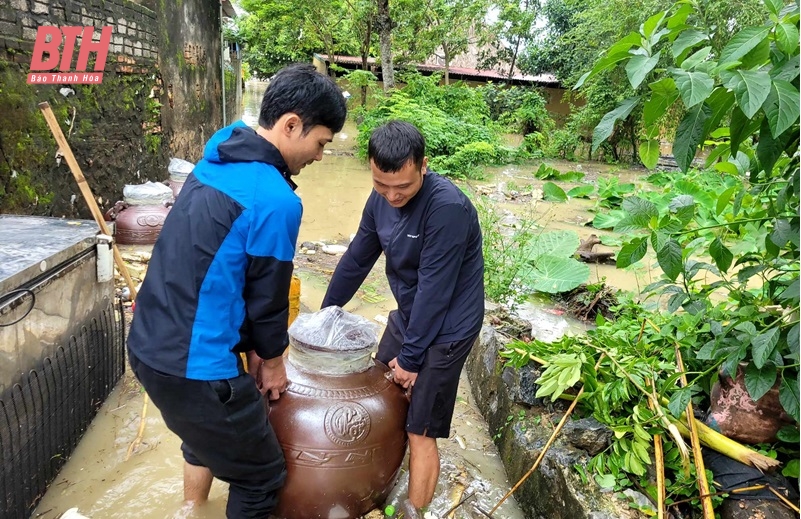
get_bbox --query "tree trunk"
[444,45,450,85]
[508,38,520,79]
[376,0,395,91]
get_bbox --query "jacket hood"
[202,120,296,189]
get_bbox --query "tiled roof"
[315,54,559,85]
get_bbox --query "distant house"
[312,53,572,125]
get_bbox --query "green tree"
[481,0,539,78]
[395,0,489,84]
[586,0,799,417]
[233,0,359,78]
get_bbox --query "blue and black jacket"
[322,172,484,373]
[128,121,301,381]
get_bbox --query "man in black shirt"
[322,121,484,517]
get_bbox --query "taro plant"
[583,0,800,421]
[475,196,590,307]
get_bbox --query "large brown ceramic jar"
[104,200,171,245]
[269,309,409,519]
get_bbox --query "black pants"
[129,351,286,518]
[377,312,478,438]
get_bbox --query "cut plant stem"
[674,345,714,519]
[648,379,666,519]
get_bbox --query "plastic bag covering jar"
[105,182,173,245]
[166,157,194,198]
[270,306,409,519]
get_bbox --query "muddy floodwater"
[35,81,655,519]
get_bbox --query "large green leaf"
[521,255,590,294]
[671,69,714,108]
[574,32,642,89]
[752,327,780,369]
[739,38,771,70]
[644,78,679,127]
[780,375,801,422]
[627,52,661,89]
[764,80,801,138]
[672,29,708,58]
[642,11,666,39]
[775,23,800,55]
[542,181,568,202]
[716,186,738,215]
[592,211,624,230]
[680,46,712,70]
[764,0,784,16]
[592,97,640,152]
[719,26,771,65]
[729,107,760,156]
[639,138,660,169]
[771,57,800,82]
[701,88,736,137]
[673,103,712,172]
[709,237,733,273]
[567,185,594,198]
[622,196,659,220]
[526,230,580,259]
[757,117,791,174]
[745,363,777,401]
[669,194,696,224]
[657,239,683,281]
[617,237,648,268]
[723,70,772,118]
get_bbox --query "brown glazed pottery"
[165,178,184,198]
[269,337,409,519]
[706,363,792,444]
[104,201,171,245]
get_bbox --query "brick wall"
[0,0,158,69]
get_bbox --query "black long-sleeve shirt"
[322,172,484,372]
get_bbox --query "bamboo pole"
[648,379,666,519]
[37,102,138,300]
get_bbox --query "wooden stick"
[37,101,138,300]
[38,101,148,460]
[674,344,714,519]
[768,486,801,513]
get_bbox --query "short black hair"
[368,120,426,172]
[259,64,347,134]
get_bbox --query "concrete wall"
[156,0,225,163]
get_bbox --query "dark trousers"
[376,312,478,438]
[129,351,286,518]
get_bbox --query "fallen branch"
[576,234,615,264]
[516,346,781,472]
[488,355,606,517]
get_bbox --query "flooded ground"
[35,81,655,519]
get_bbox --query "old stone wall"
[0,0,166,218]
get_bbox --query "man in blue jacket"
[127,64,346,518]
[322,121,484,518]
